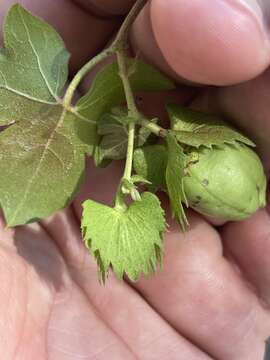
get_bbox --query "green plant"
[0,1,266,282]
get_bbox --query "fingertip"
[151,0,270,85]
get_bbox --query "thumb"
[132,0,270,85]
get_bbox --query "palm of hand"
[0,0,270,359]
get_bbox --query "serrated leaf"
[167,104,255,148]
[97,113,155,162]
[81,192,166,282]
[166,133,189,229]
[0,5,96,226]
[133,145,168,192]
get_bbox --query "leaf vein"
[18,7,58,101]
[8,108,67,224]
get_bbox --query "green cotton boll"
[183,144,267,221]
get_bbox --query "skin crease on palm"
[1,0,270,358]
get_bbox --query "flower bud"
[183,144,266,221]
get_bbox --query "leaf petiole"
[63,48,114,108]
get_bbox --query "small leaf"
[166,133,189,229]
[97,113,129,161]
[133,145,168,193]
[167,104,255,148]
[97,113,155,162]
[81,192,166,282]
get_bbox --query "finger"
[14,222,136,359]
[0,0,119,71]
[47,281,136,360]
[0,222,57,358]
[221,205,270,307]
[131,215,270,360]
[131,0,270,85]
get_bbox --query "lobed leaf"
[0,5,95,226]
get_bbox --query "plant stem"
[63,0,167,141]
[117,53,139,119]
[117,50,139,180]
[63,0,148,109]
[113,0,148,46]
[124,123,135,180]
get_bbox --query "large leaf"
[168,104,255,148]
[0,5,96,226]
[82,192,166,282]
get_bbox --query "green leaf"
[96,113,155,162]
[166,133,189,229]
[97,113,128,161]
[133,145,168,192]
[76,59,175,123]
[0,5,96,226]
[167,104,255,148]
[81,192,166,282]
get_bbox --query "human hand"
[0,0,269,359]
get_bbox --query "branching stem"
[64,0,167,142]
[63,0,148,109]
